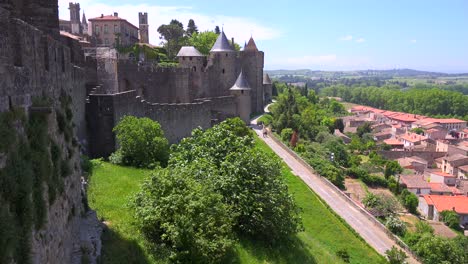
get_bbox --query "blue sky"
[59,0,468,73]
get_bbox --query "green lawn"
[88,136,386,263]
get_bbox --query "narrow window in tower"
[44,41,49,71]
[222,69,225,74]
[189,57,192,61]
[225,53,228,57]
[193,66,197,72]
[60,47,65,72]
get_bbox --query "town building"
[419,195,468,227]
[89,13,139,47]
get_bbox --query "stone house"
[427,170,457,186]
[442,154,468,175]
[419,195,468,227]
[399,175,431,195]
[89,13,139,47]
[400,132,428,150]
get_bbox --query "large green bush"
[113,116,169,168]
[132,167,234,263]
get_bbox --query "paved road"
[251,118,419,264]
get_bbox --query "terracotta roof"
[89,14,138,29]
[429,170,456,178]
[400,132,428,143]
[429,183,452,193]
[229,70,251,91]
[400,175,430,189]
[384,138,403,145]
[459,165,468,172]
[389,114,419,122]
[444,154,468,162]
[422,195,468,214]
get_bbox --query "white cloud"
[410,39,417,43]
[58,0,280,46]
[340,35,353,41]
[355,38,365,43]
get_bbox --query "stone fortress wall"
[0,2,100,263]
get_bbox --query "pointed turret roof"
[230,70,251,91]
[82,12,87,24]
[177,46,204,57]
[244,37,258,52]
[210,31,234,52]
[263,73,272,85]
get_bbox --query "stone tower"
[81,12,88,35]
[139,12,149,44]
[69,2,81,35]
[208,31,238,97]
[263,73,272,102]
[230,70,252,124]
[241,37,264,114]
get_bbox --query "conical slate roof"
[82,12,87,24]
[263,73,272,85]
[177,46,204,57]
[230,70,251,90]
[244,37,258,52]
[210,31,234,52]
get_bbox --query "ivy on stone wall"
[0,95,77,263]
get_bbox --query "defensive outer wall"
[0,3,101,264]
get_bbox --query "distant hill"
[265,69,468,78]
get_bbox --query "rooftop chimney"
[101,14,104,18]
[114,12,118,17]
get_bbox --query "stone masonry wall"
[0,6,99,263]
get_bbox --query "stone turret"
[82,12,88,35]
[263,73,272,102]
[177,46,206,71]
[139,12,149,44]
[241,36,264,114]
[209,31,238,97]
[230,70,252,123]
[69,2,81,35]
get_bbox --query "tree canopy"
[112,116,169,168]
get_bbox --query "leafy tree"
[281,128,293,143]
[385,246,407,264]
[385,215,407,236]
[400,189,418,214]
[157,19,186,59]
[214,26,221,34]
[187,31,218,55]
[440,210,460,230]
[132,166,234,263]
[410,127,424,135]
[113,116,169,168]
[186,19,198,36]
[384,160,403,180]
[412,234,466,264]
[357,122,372,138]
[334,118,344,133]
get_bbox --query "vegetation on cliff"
[0,94,77,264]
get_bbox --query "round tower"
[208,30,238,97]
[230,70,252,124]
[241,37,264,114]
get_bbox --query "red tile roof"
[89,15,139,29]
[429,183,452,193]
[430,170,456,178]
[400,132,428,143]
[384,138,403,145]
[422,195,468,214]
[400,175,430,189]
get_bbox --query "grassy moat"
[88,135,385,264]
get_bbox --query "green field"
[88,135,386,263]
